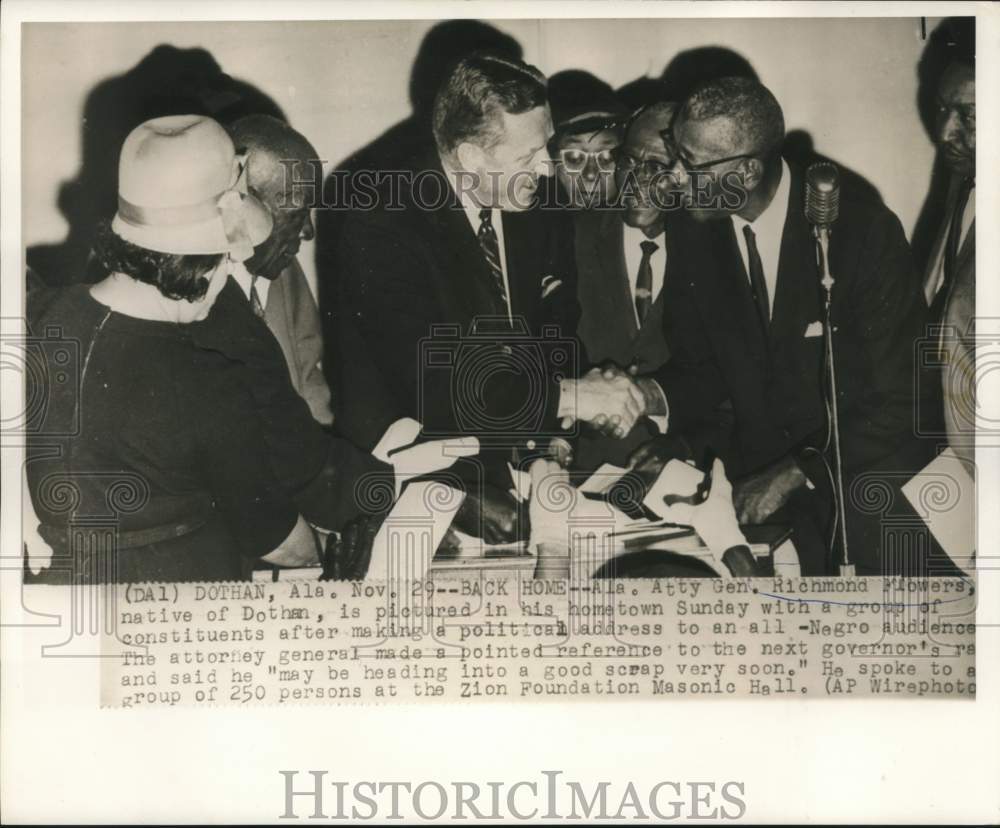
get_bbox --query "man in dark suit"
[630,77,935,575]
[335,52,647,538]
[227,115,334,426]
[921,37,975,476]
[573,102,675,470]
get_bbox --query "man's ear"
[455,140,484,173]
[741,157,764,191]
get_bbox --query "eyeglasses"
[658,128,755,174]
[673,152,754,173]
[557,148,617,173]
[614,149,675,179]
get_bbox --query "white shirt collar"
[230,259,272,309]
[731,159,791,316]
[440,155,512,320]
[732,158,791,240]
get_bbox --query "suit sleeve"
[833,205,929,472]
[194,367,299,560]
[338,213,564,440]
[240,327,392,531]
[650,269,731,432]
[281,259,334,426]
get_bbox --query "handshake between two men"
[557,363,665,440]
[554,362,807,533]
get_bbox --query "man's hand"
[528,459,572,577]
[453,483,521,544]
[659,457,746,574]
[627,434,692,483]
[372,417,480,497]
[260,515,321,568]
[732,454,808,525]
[558,366,647,438]
[321,514,382,580]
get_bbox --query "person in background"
[920,22,975,477]
[546,70,627,211]
[226,114,333,425]
[25,115,318,582]
[571,102,677,472]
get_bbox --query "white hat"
[111,114,272,261]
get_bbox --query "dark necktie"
[634,240,658,325]
[741,224,770,333]
[477,208,510,316]
[931,176,974,321]
[249,275,266,319]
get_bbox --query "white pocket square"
[804,321,824,338]
[540,275,563,299]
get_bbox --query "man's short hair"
[942,16,975,70]
[432,52,547,156]
[682,76,785,158]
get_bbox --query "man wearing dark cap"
[547,70,628,211]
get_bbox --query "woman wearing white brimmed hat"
[26,113,481,583]
[24,114,317,583]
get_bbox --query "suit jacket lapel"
[602,211,639,340]
[679,216,768,386]
[956,219,975,276]
[419,149,505,329]
[772,165,818,347]
[501,208,540,325]
[713,217,768,354]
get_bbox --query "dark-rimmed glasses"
[659,127,754,173]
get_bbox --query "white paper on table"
[902,447,975,562]
[578,463,629,495]
[367,481,466,581]
[507,462,532,502]
[642,459,705,517]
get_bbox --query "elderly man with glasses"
[566,102,683,471]
[626,77,947,577]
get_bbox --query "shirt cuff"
[636,378,669,434]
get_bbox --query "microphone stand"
[814,225,853,576]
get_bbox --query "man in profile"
[228,114,333,425]
[920,23,975,475]
[336,52,647,539]
[630,77,936,576]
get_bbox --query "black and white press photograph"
[1,1,997,824]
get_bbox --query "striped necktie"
[476,208,510,315]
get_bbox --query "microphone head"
[805,161,840,226]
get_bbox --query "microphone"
[805,161,840,227]
[804,161,853,576]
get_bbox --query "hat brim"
[111,192,273,258]
[555,112,627,139]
